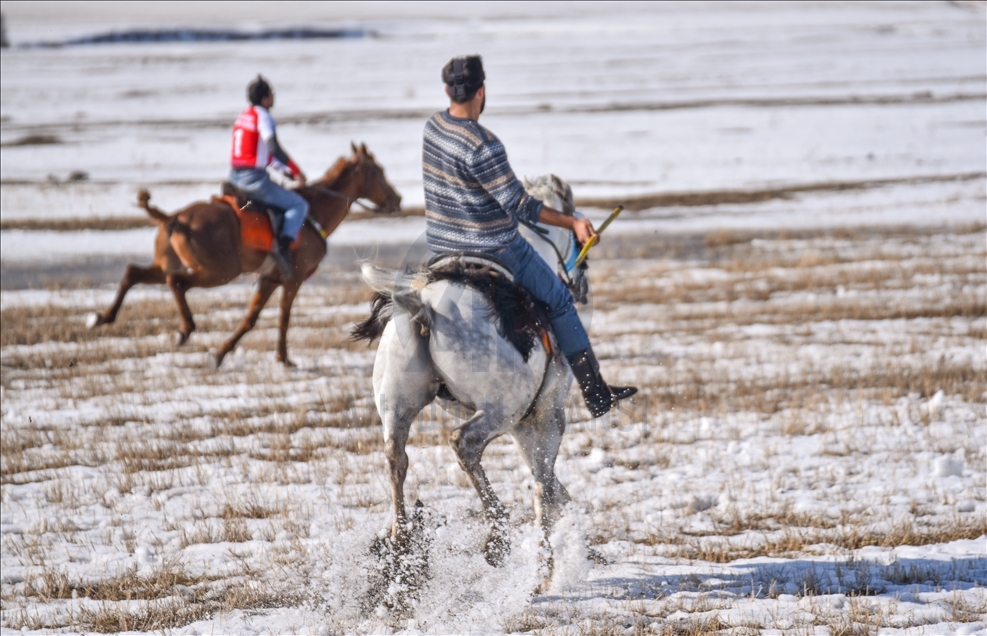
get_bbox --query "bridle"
[308,158,389,214]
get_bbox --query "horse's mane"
[351,263,550,361]
[317,157,350,187]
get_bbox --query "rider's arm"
[267,135,304,180]
[538,206,597,245]
[471,139,543,225]
[257,108,305,184]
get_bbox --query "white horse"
[356,175,585,571]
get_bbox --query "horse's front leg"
[213,276,279,368]
[276,280,302,367]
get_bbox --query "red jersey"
[231,105,277,169]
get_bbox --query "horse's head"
[348,142,402,214]
[523,174,574,216]
[520,174,589,304]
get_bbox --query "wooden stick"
[574,205,623,267]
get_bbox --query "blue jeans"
[493,234,590,357]
[229,168,308,240]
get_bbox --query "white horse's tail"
[352,264,431,341]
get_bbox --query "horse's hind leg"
[165,272,200,345]
[87,264,165,328]
[450,408,522,566]
[512,405,571,535]
[212,276,279,368]
[373,321,438,541]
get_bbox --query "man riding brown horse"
[229,75,307,278]
[423,55,636,418]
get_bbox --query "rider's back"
[231,105,276,170]
[422,111,542,254]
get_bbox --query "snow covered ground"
[1,1,984,225]
[1,2,985,634]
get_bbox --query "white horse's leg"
[511,357,572,534]
[373,316,438,539]
[512,406,570,533]
[449,409,514,522]
[448,407,521,567]
[424,282,539,564]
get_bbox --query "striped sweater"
[422,110,543,253]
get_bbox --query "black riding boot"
[566,347,637,418]
[272,236,294,279]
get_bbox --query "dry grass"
[658,516,987,563]
[22,559,199,603]
[634,356,986,417]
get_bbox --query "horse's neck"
[324,163,364,200]
[308,164,362,232]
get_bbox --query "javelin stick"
[574,205,623,268]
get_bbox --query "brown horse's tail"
[137,189,171,224]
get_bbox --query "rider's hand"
[572,217,598,245]
[294,172,307,187]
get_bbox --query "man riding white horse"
[229,75,308,278]
[423,55,636,417]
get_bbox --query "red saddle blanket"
[214,195,300,252]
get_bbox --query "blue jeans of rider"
[493,234,590,357]
[229,168,309,240]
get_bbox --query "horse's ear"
[351,141,358,154]
[360,142,367,154]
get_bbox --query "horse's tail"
[351,264,431,342]
[137,189,171,224]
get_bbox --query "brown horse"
[87,143,401,368]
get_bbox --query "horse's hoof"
[209,350,224,370]
[86,312,103,329]
[369,531,394,559]
[484,527,510,567]
[172,331,189,346]
[586,546,610,565]
[280,357,296,368]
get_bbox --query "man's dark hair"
[247,75,272,106]
[441,55,485,104]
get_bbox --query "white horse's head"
[524,174,574,216]
[521,174,589,304]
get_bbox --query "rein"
[519,218,575,287]
[307,162,384,213]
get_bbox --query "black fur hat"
[441,56,485,103]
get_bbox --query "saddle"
[352,252,553,361]
[217,182,298,253]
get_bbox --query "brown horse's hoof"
[280,357,296,368]
[86,312,104,329]
[209,350,224,370]
[172,330,190,346]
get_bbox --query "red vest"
[231,106,269,169]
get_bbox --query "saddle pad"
[214,195,299,253]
